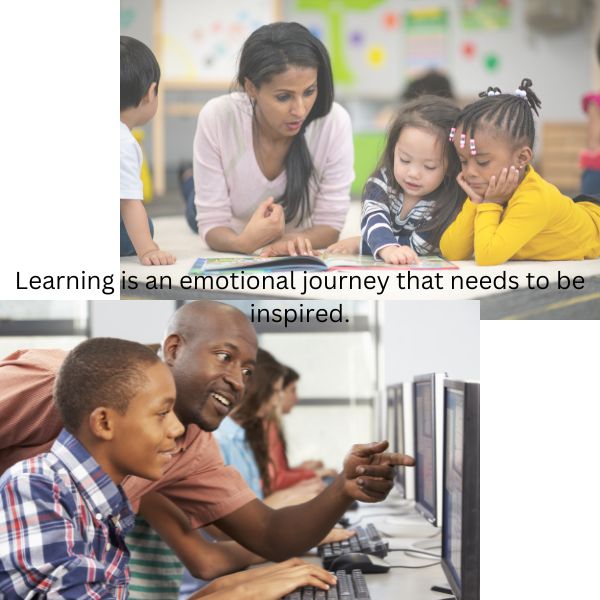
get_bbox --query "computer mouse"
[329,552,390,574]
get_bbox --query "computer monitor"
[386,384,398,453]
[392,382,415,500]
[441,380,480,600]
[413,372,446,526]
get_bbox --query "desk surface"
[286,495,451,600]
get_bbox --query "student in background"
[181,22,354,256]
[440,79,600,265]
[267,364,336,492]
[580,36,600,195]
[0,338,184,598]
[328,96,464,263]
[215,349,327,505]
[121,36,175,265]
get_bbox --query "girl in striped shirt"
[330,96,465,264]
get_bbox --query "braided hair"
[453,78,542,151]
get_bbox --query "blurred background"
[120,0,598,209]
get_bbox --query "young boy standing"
[0,338,183,598]
[121,36,175,265]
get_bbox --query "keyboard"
[281,569,371,599]
[318,523,388,569]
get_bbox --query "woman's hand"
[299,459,324,470]
[326,236,360,255]
[378,244,418,265]
[260,236,315,257]
[318,527,356,547]
[239,197,285,253]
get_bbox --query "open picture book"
[189,253,457,274]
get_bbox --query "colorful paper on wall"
[404,7,449,77]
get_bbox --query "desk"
[282,493,452,600]
[120,203,600,301]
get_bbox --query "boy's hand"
[340,440,415,503]
[482,166,520,205]
[239,197,285,253]
[326,236,360,255]
[378,244,419,265]
[139,248,176,266]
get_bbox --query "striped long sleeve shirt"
[360,167,436,257]
[0,429,135,599]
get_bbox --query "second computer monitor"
[441,380,480,600]
[413,372,445,526]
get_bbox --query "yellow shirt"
[440,166,600,265]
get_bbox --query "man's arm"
[214,441,415,560]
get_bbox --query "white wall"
[382,301,480,385]
[90,300,177,342]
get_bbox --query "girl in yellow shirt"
[440,78,600,266]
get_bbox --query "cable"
[388,560,440,569]
[346,511,403,526]
[388,547,440,558]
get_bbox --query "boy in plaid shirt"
[0,338,183,599]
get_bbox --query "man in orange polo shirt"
[0,301,413,584]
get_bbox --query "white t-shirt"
[192,93,355,239]
[120,121,143,200]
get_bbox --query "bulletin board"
[158,0,282,86]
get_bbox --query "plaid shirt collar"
[51,429,135,531]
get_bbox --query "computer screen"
[414,373,445,526]
[441,380,480,600]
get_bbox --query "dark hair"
[231,348,285,495]
[454,78,542,150]
[55,338,161,433]
[373,95,464,248]
[402,70,455,101]
[237,22,334,225]
[283,365,299,388]
[120,35,161,111]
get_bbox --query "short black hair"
[120,35,160,111]
[402,70,455,101]
[54,338,161,433]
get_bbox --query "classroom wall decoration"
[404,8,448,77]
[159,0,280,84]
[289,0,404,96]
[461,0,511,31]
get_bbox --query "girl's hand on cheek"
[456,172,483,204]
[482,166,520,205]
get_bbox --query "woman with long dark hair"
[182,22,354,256]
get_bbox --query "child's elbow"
[474,250,504,267]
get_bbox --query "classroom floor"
[139,176,600,319]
